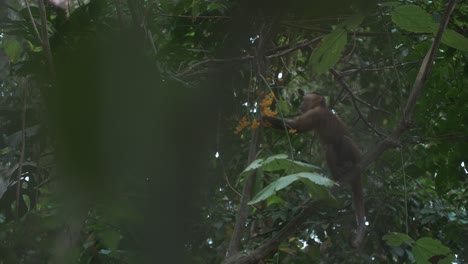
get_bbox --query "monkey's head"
[299,93,326,113]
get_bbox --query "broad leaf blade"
[249,172,333,204]
[311,29,347,74]
[442,29,468,52]
[413,238,451,264]
[240,158,264,175]
[262,158,322,174]
[340,14,365,30]
[391,5,437,33]
[382,232,415,247]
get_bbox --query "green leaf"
[382,232,415,247]
[99,229,121,250]
[0,147,11,155]
[266,195,285,206]
[413,237,451,264]
[311,29,347,74]
[263,154,289,164]
[340,14,365,30]
[240,154,322,184]
[441,29,468,52]
[3,38,21,63]
[438,254,456,264]
[275,100,291,116]
[262,158,322,174]
[248,172,334,204]
[391,5,437,33]
[240,158,265,175]
[207,3,224,12]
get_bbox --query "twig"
[37,0,55,79]
[176,56,253,78]
[282,23,431,37]
[24,0,42,43]
[340,60,422,76]
[407,134,468,144]
[157,13,231,20]
[265,36,323,59]
[224,171,242,198]
[15,90,27,220]
[177,37,322,78]
[330,69,386,138]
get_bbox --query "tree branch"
[399,0,457,130]
[225,19,274,258]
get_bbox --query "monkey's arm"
[263,109,321,133]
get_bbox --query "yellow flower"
[259,92,275,108]
[234,116,250,134]
[263,108,278,117]
[251,120,260,129]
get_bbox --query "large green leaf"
[241,154,321,176]
[382,232,415,247]
[441,29,468,52]
[262,158,322,174]
[3,38,21,63]
[310,29,347,74]
[413,238,451,264]
[248,172,334,204]
[391,5,437,33]
[240,157,267,175]
[339,14,365,30]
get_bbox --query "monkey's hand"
[262,115,293,130]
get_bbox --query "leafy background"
[0,0,467,263]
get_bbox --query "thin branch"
[157,13,231,20]
[226,129,260,257]
[224,172,242,198]
[176,56,253,78]
[400,0,457,130]
[24,0,42,43]
[282,23,431,37]
[340,60,423,76]
[265,36,323,59]
[330,68,386,138]
[177,37,322,78]
[37,0,55,79]
[407,134,468,144]
[226,19,274,258]
[15,90,27,220]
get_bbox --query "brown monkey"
[263,92,365,248]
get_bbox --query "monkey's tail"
[351,176,365,249]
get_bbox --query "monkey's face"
[299,93,324,113]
